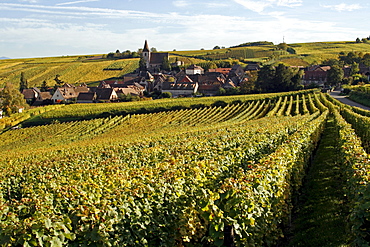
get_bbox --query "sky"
[0,0,369,58]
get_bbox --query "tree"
[54,74,65,86]
[166,76,175,82]
[213,46,221,50]
[19,72,28,92]
[256,64,302,93]
[209,62,218,70]
[327,65,344,86]
[217,87,226,96]
[277,42,288,50]
[287,47,296,54]
[290,69,304,90]
[107,52,115,59]
[161,56,171,71]
[139,56,147,71]
[0,82,28,116]
[150,47,157,52]
[41,80,48,92]
[324,58,343,67]
[256,65,276,93]
[273,63,301,92]
[131,51,139,58]
[363,53,370,67]
[351,62,360,76]
[356,38,361,43]
[239,79,256,94]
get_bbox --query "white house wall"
[51,89,66,102]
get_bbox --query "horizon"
[0,39,362,60]
[0,0,369,59]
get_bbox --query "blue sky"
[0,0,368,58]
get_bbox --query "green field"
[0,91,369,246]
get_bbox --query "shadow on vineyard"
[282,116,350,246]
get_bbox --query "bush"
[211,100,227,107]
[161,92,172,98]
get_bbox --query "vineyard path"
[330,89,370,111]
[282,114,349,246]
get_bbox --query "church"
[142,40,170,70]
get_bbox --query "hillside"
[0,90,369,246]
[0,56,139,88]
[1,41,370,89]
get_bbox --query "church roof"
[150,53,169,65]
[143,40,150,52]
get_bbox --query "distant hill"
[0,41,370,89]
[0,57,10,60]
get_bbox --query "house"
[245,63,261,71]
[197,84,221,96]
[303,65,331,86]
[99,80,145,96]
[138,71,155,91]
[359,63,370,80]
[115,87,142,97]
[142,40,170,70]
[91,88,118,102]
[51,83,89,103]
[171,69,238,96]
[22,88,39,105]
[229,65,245,81]
[77,92,97,103]
[171,60,185,67]
[190,73,227,85]
[33,91,52,106]
[186,64,204,75]
[161,78,198,97]
[21,87,52,106]
[0,110,3,119]
[208,68,232,76]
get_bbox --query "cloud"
[173,1,228,9]
[172,1,189,8]
[0,3,164,20]
[19,0,38,3]
[322,3,361,12]
[277,0,302,7]
[0,1,366,58]
[232,0,302,13]
[57,0,99,6]
[205,2,229,8]
[232,0,271,13]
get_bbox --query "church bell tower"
[142,40,150,69]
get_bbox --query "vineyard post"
[224,225,235,247]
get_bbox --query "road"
[329,90,370,111]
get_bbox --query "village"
[15,41,370,107]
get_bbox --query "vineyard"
[0,56,139,88]
[0,90,369,246]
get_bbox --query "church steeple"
[142,40,150,69]
[143,40,150,52]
